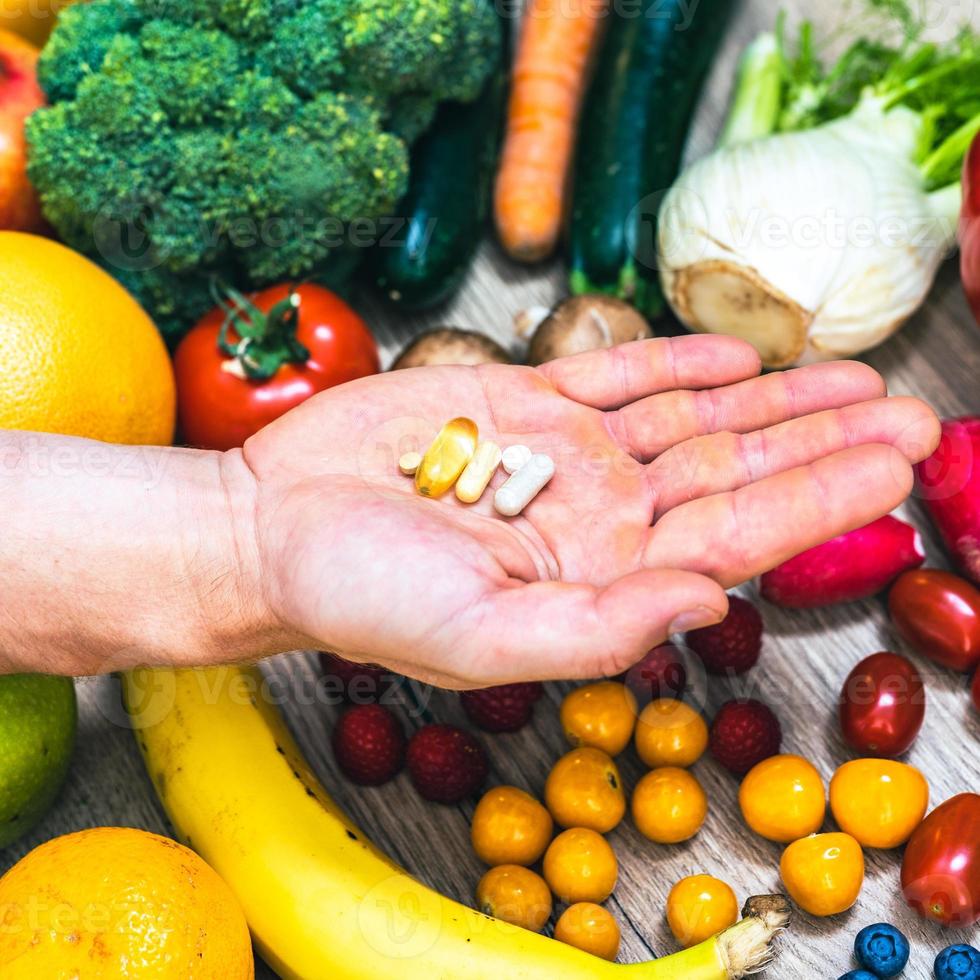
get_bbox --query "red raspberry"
[332,704,405,785]
[320,651,398,703]
[406,724,489,803]
[623,644,687,704]
[687,596,763,674]
[459,683,543,733]
[709,699,781,776]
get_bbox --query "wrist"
[194,449,306,663]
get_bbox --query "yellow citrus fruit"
[632,767,708,844]
[0,827,253,978]
[666,875,738,948]
[0,233,174,444]
[471,786,553,866]
[560,681,637,756]
[829,758,929,849]
[475,865,552,932]
[544,747,626,834]
[634,698,708,769]
[779,832,865,916]
[543,828,618,904]
[739,754,826,843]
[554,902,621,961]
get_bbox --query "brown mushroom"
[526,295,653,366]
[390,328,512,370]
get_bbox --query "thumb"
[465,570,728,682]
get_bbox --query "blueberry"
[839,972,881,980]
[935,944,980,980]
[854,922,910,977]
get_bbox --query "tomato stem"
[214,282,310,381]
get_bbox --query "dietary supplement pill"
[415,418,479,498]
[494,454,555,517]
[502,444,533,475]
[456,441,502,504]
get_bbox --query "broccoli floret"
[27,0,500,339]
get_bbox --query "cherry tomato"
[839,652,925,757]
[889,569,980,672]
[972,665,980,713]
[175,283,379,450]
[901,793,980,927]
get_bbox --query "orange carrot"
[494,0,608,263]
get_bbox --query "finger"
[644,444,914,587]
[457,570,728,683]
[650,396,940,519]
[614,360,886,462]
[539,335,761,411]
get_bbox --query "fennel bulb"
[658,20,980,367]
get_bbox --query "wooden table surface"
[4,1,980,977]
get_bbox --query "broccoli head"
[27,0,501,338]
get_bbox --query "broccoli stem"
[717,33,784,148]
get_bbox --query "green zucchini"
[372,39,507,310]
[568,0,735,316]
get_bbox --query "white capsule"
[398,451,423,476]
[501,444,533,475]
[456,441,502,504]
[494,454,555,517]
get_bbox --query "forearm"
[0,432,286,675]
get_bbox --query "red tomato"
[889,569,980,672]
[972,665,980,713]
[901,793,980,927]
[839,652,925,757]
[174,283,379,450]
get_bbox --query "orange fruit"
[544,747,626,834]
[471,786,553,866]
[829,759,929,849]
[634,698,708,769]
[632,767,708,844]
[560,681,637,756]
[666,874,738,948]
[0,826,253,978]
[0,0,72,47]
[475,865,552,932]
[739,754,826,843]
[779,832,865,916]
[554,903,621,961]
[543,827,618,904]
[0,233,174,444]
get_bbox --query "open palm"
[239,336,939,686]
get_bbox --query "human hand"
[229,336,939,686]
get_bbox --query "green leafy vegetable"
[26,0,501,338]
[721,0,980,190]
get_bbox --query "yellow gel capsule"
[415,417,478,498]
[456,441,502,504]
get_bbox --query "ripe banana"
[123,666,788,980]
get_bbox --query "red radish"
[760,515,925,609]
[915,417,980,586]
